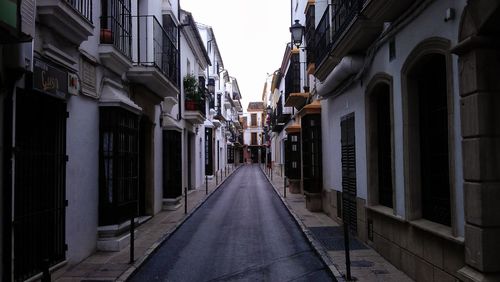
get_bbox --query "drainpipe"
[316,55,364,98]
[177,0,182,121]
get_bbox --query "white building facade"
[283,0,500,281]
[0,0,243,280]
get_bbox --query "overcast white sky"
[180,0,291,111]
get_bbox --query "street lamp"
[289,19,305,48]
[207,78,215,95]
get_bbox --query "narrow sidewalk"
[53,164,241,282]
[261,164,413,282]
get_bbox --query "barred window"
[99,107,139,225]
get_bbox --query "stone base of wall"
[305,191,322,212]
[289,179,301,194]
[162,196,182,211]
[321,189,465,282]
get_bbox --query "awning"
[298,100,321,118]
[203,120,214,128]
[99,78,142,115]
[285,123,301,134]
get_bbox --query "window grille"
[99,107,139,226]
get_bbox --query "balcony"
[314,0,414,80]
[276,97,291,124]
[127,15,179,98]
[184,98,206,125]
[99,1,132,75]
[37,0,93,45]
[271,109,284,133]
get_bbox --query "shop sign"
[33,58,68,99]
[68,73,80,95]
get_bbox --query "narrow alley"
[128,164,334,281]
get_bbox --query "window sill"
[409,219,464,245]
[367,205,406,222]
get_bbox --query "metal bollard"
[206,175,208,195]
[129,217,135,264]
[184,187,188,214]
[41,258,50,282]
[343,221,352,281]
[284,176,287,198]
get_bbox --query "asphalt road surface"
[128,164,334,282]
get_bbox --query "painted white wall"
[65,95,99,264]
[154,105,163,213]
[364,0,465,233]
[321,83,367,201]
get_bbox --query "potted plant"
[184,74,200,110]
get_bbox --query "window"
[285,132,301,179]
[251,114,257,127]
[418,54,450,225]
[402,38,454,227]
[389,39,396,61]
[99,107,139,226]
[162,14,178,45]
[366,75,394,209]
[251,132,257,145]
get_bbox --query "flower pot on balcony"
[186,100,197,111]
[100,29,113,44]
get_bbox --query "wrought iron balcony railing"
[185,98,206,117]
[331,0,366,42]
[314,6,331,67]
[100,15,132,59]
[67,0,93,22]
[314,0,366,66]
[132,15,179,87]
[285,52,301,101]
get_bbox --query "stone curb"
[259,167,346,282]
[116,165,242,281]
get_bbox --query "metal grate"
[13,90,67,281]
[309,226,367,251]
